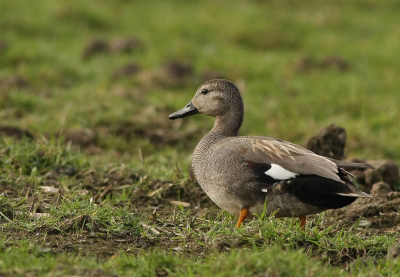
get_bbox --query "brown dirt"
[199,70,226,82]
[59,128,98,148]
[347,159,400,191]
[109,37,144,54]
[109,106,202,148]
[3,230,158,258]
[0,125,35,139]
[0,75,30,90]
[363,160,399,190]
[294,55,349,72]
[163,61,193,80]
[82,39,110,59]
[0,40,8,53]
[113,63,141,79]
[306,124,346,160]
[234,31,300,51]
[325,182,400,234]
[82,37,144,59]
[135,60,195,89]
[388,243,400,259]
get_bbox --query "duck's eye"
[201,88,209,95]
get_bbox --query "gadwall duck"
[169,79,372,229]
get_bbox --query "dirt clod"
[83,37,144,59]
[0,126,34,139]
[61,129,97,148]
[321,56,349,71]
[388,243,400,259]
[82,39,110,59]
[306,124,346,160]
[109,37,144,53]
[0,40,8,53]
[370,182,392,199]
[163,61,193,80]
[364,160,399,190]
[294,55,350,72]
[0,76,30,90]
[110,106,201,148]
[200,70,226,82]
[113,63,141,79]
[326,182,400,233]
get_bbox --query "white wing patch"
[265,164,298,180]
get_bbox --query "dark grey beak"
[169,102,199,120]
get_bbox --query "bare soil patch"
[82,37,144,59]
[306,124,346,160]
[0,126,34,139]
[113,63,141,79]
[294,55,350,72]
[108,106,202,148]
[0,40,8,53]
[2,230,157,258]
[0,75,30,90]
[325,182,400,234]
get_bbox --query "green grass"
[1,0,400,275]
[0,138,399,275]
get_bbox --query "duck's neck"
[211,97,244,137]
[211,111,243,137]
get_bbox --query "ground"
[1,0,400,276]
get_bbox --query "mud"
[0,40,7,53]
[306,124,346,160]
[135,60,196,89]
[109,38,144,54]
[113,63,141,79]
[109,106,202,148]
[0,125,34,139]
[82,37,144,59]
[363,160,399,190]
[82,39,109,59]
[200,70,226,82]
[325,182,400,234]
[234,31,299,51]
[3,230,157,258]
[0,75,30,90]
[60,128,98,148]
[294,55,349,72]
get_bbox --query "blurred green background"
[1,0,400,167]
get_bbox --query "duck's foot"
[236,208,249,228]
[299,216,306,231]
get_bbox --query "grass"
[1,0,400,275]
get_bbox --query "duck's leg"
[299,216,306,231]
[236,208,249,228]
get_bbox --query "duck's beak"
[169,102,199,120]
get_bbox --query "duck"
[169,79,372,229]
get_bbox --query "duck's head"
[169,79,242,120]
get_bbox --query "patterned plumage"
[169,79,372,229]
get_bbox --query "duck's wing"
[224,136,343,183]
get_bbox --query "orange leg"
[299,216,306,231]
[236,208,249,228]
